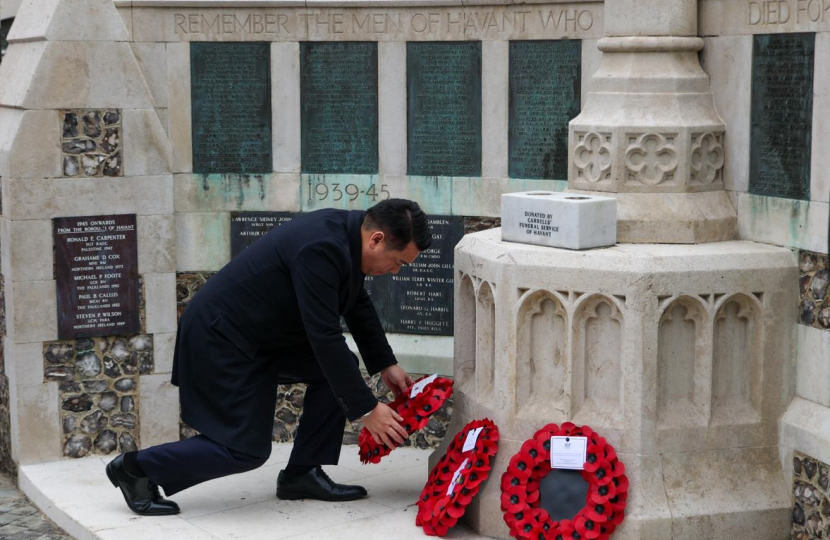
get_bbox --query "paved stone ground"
[0,472,74,540]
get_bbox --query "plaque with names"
[301,42,379,174]
[343,274,392,333]
[750,33,814,201]
[407,42,482,177]
[191,42,272,174]
[54,214,139,339]
[385,216,463,335]
[509,40,581,180]
[230,212,295,258]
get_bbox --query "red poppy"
[501,424,628,540]
[358,375,453,464]
[417,418,499,536]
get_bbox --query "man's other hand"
[380,364,414,397]
[363,402,409,449]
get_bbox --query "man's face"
[361,232,420,276]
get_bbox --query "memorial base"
[443,229,797,540]
[565,190,738,244]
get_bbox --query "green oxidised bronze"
[191,42,272,174]
[508,40,581,181]
[301,42,378,174]
[407,42,482,177]
[750,33,814,201]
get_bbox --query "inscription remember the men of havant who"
[54,215,140,339]
[301,42,378,174]
[509,40,581,180]
[172,9,595,38]
[750,32,814,200]
[191,43,272,174]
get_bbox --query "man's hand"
[362,402,409,448]
[380,364,414,397]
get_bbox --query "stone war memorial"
[0,0,827,538]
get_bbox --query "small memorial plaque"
[301,42,378,174]
[230,212,294,258]
[509,40,581,180]
[750,33,814,200]
[386,216,463,335]
[191,42,272,174]
[54,214,139,339]
[407,42,482,177]
[501,191,616,250]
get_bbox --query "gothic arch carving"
[711,294,762,425]
[572,295,624,419]
[657,296,709,428]
[456,274,477,394]
[516,290,569,414]
[476,281,496,396]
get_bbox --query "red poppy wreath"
[500,423,628,540]
[416,418,500,536]
[358,374,453,464]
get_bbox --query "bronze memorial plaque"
[54,214,140,339]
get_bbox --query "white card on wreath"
[410,374,438,398]
[462,427,484,453]
[447,458,469,496]
[550,436,587,470]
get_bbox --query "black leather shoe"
[105,454,180,515]
[276,467,367,501]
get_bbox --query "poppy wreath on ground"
[415,418,500,536]
[358,375,453,464]
[500,423,628,540]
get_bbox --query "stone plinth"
[443,228,797,540]
[568,36,736,243]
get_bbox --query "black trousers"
[136,348,354,496]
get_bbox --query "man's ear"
[369,231,385,248]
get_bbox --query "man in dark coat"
[105,199,433,515]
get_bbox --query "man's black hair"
[364,198,432,251]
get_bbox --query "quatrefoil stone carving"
[690,132,725,185]
[624,133,678,186]
[573,132,612,183]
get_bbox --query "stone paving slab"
[17,443,495,540]
[0,472,74,540]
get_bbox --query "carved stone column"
[569,0,736,243]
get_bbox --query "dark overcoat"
[172,209,396,459]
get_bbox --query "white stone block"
[8,280,58,344]
[796,324,830,407]
[271,42,301,174]
[345,333,453,376]
[176,212,230,272]
[5,341,45,387]
[701,35,752,193]
[167,42,192,174]
[2,175,174,220]
[144,273,177,335]
[174,173,301,213]
[152,332,177,374]
[130,42,169,108]
[10,383,61,465]
[451,177,567,217]
[122,109,172,176]
[481,40,508,179]
[811,32,830,203]
[88,42,155,109]
[0,42,49,108]
[737,193,828,254]
[0,111,62,185]
[138,374,179,448]
[137,215,176,274]
[9,0,129,42]
[2,219,54,282]
[781,397,830,473]
[501,190,617,249]
[581,39,601,108]
[378,41,406,176]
